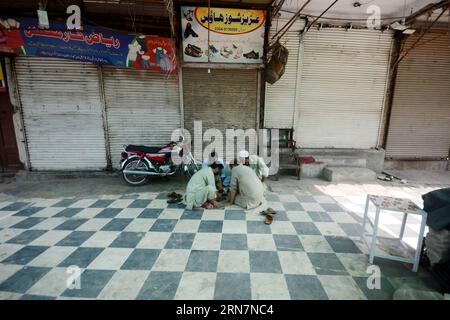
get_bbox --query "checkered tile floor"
[0,189,436,300]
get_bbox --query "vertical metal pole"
[413,212,427,272]
[369,208,381,264]
[178,68,185,129]
[399,212,407,239]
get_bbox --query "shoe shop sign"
[181,6,265,64]
[0,17,176,73]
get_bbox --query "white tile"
[251,273,290,300]
[152,249,190,272]
[247,234,277,251]
[31,199,60,207]
[315,222,347,237]
[98,270,150,299]
[136,232,171,249]
[75,208,103,219]
[336,253,371,277]
[286,211,313,222]
[159,209,184,220]
[175,272,216,300]
[31,217,66,230]
[270,221,297,235]
[173,220,200,233]
[201,210,225,221]
[27,267,69,297]
[87,248,133,270]
[313,195,336,204]
[32,207,65,218]
[0,216,26,229]
[192,233,222,251]
[278,194,299,202]
[76,219,110,231]
[0,228,25,243]
[69,199,98,208]
[318,275,367,300]
[0,291,22,299]
[116,208,145,219]
[299,235,334,253]
[108,199,134,208]
[329,212,357,223]
[124,219,155,232]
[30,230,72,246]
[278,251,316,275]
[0,263,23,283]
[222,220,247,234]
[0,244,25,261]
[28,246,77,268]
[217,250,249,273]
[81,231,120,248]
[301,203,325,212]
[147,199,168,209]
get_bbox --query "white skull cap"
[239,150,249,158]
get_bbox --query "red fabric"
[299,156,316,164]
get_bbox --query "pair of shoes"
[220,51,231,58]
[264,214,273,225]
[168,192,182,198]
[185,44,203,57]
[184,23,198,39]
[167,198,182,204]
[260,207,276,215]
[243,50,259,59]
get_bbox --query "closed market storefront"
[294,28,393,149]
[264,17,305,129]
[182,68,259,160]
[101,66,181,168]
[14,57,107,170]
[386,32,450,159]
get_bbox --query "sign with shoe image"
[181,6,265,64]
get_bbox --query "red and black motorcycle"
[119,136,201,186]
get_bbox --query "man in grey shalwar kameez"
[228,163,265,210]
[185,163,223,209]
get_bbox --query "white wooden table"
[362,194,427,272]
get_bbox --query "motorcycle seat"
[126,145,161,154]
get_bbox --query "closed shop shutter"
[386,33,450,159]
[101,66,180,168]
[182,68,258,162]
[294,28,393,148]
[14,57,107,170]
[264,17,305,128]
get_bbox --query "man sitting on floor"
[239,150,269,182]
[228,160,265,210]
[185,162,224,210]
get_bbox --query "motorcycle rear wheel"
[122,159,151,186]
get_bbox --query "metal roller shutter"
[14,57,107,170]
[386,33,450,159]
[101,66,180,168]
[264,17,305,129]
[294,28,393,148]
[182,68,258,162]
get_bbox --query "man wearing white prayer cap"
[238,150,269,182]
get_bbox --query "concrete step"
[301,162,327,178]
[323,166,377,182]
[307,156,367,168]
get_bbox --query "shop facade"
[385,32,450,165]
[264,16,394,150]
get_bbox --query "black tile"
[2,246,49,265]
[0,266,51,293]
[6,230,48,245]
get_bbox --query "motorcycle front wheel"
[184,162,201,180]
[122,159,150,186]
